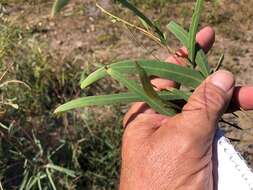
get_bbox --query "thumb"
[180,70,235,138]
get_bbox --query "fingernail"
[211,70,234,92]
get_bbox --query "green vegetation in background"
[0,15,122,189]
[1,0,253,189]
[55,0,210,115]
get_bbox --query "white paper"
[214,130,253,190]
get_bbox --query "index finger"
[124,26,215,127]
[151,26,215,90]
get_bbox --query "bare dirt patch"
[5,0,253,167]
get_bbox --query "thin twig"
[96,3,174,54]
[214,53,224,72]
[220,118,242,130]
[124,25,161,61]
[0,62,14,82]
[226,136,240,142]
[232,112,239,118]
[0,80,31,89]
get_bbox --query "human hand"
[119,27,253,190]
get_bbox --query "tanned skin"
[119,27,253,190]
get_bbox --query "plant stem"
[96,3,174,54]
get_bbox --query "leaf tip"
[53,107,62,114]
[80,82,86,89]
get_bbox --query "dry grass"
[0,0,253,189]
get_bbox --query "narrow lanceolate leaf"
[138,17,150,31]
[51,0,70,17]
[117,0,165,43]
[169,88,191,101]
[54,92,183,113]
[135,63,164,102]
[188,0,204,64]
[110,60,204,88]
[167,22,210,76]
[107,68,177,116]
[54,93,139,113]
[136,63,180,110]
[80,67,107,89]
[167,21,188,47]
[80,60,204,89]
[195,49,210,77]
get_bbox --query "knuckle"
[205,83,228,111]
[122,126,135,143]
[122,114,146,140]
[186,82,227,113]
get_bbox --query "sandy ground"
[6,0,253,166]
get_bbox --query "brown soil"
[5,0,253,166]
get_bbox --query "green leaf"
[195,49,210,77]
[54,93,137,113]
[169,88,191,101]
[110,60,204,88]
[167,22,210,76]
[51,0,70,17]
[80,60,204,89]
[26,176,38,190]
[37,175,42,190]
[45,164,76,178]
[188,0,204,64]
[80,67,107,89]
[107,68,177,115]
[167,21,188,47]
[46,169,57,190]
[138,17,150,31]
[135,62,163,101]
[35,172,46,190]
[0,122,8,130]
[19,171,29,190]
[135,62,180,110]
[117,0,166,44]
[54,92,183,113]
